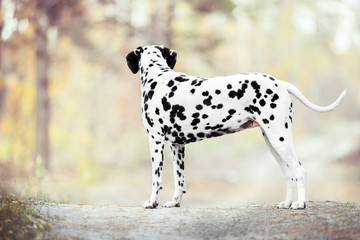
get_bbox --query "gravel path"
[38,201,360,240]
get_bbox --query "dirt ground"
[38,201,359,240]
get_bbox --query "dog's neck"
[139,55,173,84]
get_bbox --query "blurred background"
[0,0,359,207]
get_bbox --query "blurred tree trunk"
[0,0,3,67]
[149,0,159,45]
[0,0,6,119]
[35,0,50,169]
[125,0,135,38]
[149,0,174,47]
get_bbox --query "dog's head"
[126,45,177,74]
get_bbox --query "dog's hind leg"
[163,143,186,208]
[262,131,295,208]
[260,124,306,209]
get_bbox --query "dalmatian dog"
[126,45,346,209]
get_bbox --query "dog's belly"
[163,118,259,144]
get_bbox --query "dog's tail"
[279,80,347,112]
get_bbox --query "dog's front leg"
[163,143,186,208]
[143,138,165,209]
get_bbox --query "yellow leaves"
[277,2,294,45]
[0,117,13,134]
[0,75,5,89]
[0,104,34,165]
[35,234,43,240]
[35,156,47,182]
[0,136,13,161]
[77,155,98,189]
[26,214,51,231]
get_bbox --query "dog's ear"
[161,47,177,69]
[126,47,143,74]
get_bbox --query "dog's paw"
[143,200,159,209]
[290,200,306,209]
[277,200,292,209]
[163,200,180,208]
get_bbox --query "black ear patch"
[157,46,177,69]
[126,47,143,74]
